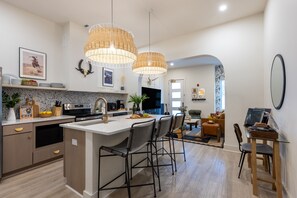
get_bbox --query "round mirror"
[270,54,286,109]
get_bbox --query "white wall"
[0,1,128,94]
[0,1,65,83]
[264,1,297,197]
[165,65,215,118]
[151,14,265,150]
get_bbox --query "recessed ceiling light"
[170,62,174,66]
[219,4,228,12]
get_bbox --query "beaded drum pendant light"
[84,0,137,66]
[132,12,167,75]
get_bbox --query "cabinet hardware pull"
[15,127,24,132]
[53,150,60,154]
[28,136,31,139]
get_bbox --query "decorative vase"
[7,107,16,121]
[136,104,141,112]
[132,103,136,114]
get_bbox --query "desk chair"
[233,123,273,178]
[98,119,156,198]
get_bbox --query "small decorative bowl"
[39,113,53,118]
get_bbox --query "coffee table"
[184,119,200,130]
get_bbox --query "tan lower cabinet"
[2,118,74,176]
[33,142,64,164]
[3,131,33,174]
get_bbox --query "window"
[168,79,184,115]
[221,80,225,110]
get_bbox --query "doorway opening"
[166,55,225,148]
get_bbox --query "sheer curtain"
[215,65,225,112]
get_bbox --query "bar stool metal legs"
[170,113,186,171]
[97,119,156,198]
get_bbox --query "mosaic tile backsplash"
[2,88,127,119]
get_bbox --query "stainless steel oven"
[35,124,63,148]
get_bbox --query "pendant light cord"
[111,0,114,28]
[148,11,151,52]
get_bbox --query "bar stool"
[168,113,186,171]
[98,119,156,198]
[130,115,174,192]
[152,115,174,191]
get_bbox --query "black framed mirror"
[270,54,286,110]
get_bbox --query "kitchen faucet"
[94,97,108,123]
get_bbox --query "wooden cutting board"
[31,100,39,118]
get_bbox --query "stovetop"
[63,103,103,119]
[74,113,103,118]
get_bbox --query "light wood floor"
[0,142,277,198]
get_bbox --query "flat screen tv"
[142,87,161,110]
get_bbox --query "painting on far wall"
[102,67,113,87]
[19,47,47,80]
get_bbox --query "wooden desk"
[245,127,288,198]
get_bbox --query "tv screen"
[142,87,161,110]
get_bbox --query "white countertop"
[60,114,163,136]
[107,110,131,115]
[2,115,75,126]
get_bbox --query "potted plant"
[128,93,149,114]
[2,91,21,121]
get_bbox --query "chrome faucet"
[94,97,108,123]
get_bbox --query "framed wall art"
[102,67,113,87]
[19,47,47,80]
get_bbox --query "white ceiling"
[167,55,222,69]
[3,0,267,68]
[4,0,267,48]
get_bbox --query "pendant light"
[132,11,167,75]
[84,0,138,67]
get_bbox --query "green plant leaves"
[128,93,149,104]
[2,91,21,108]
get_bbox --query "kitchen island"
[60,114,162,198]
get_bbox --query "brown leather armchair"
[201,117,225,135]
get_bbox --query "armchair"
[188,110,201,119]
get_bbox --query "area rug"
[173,126,224,148]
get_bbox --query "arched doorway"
[166,54,225,147]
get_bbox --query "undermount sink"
[75,119,114,126]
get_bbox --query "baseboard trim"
[283,184,292,198]
[223,144,238,152]
[66,185,83,198]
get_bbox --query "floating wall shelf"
[3,84,67,91]
[192,98,206,101]
[3,84,129,95]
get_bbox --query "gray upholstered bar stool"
[169,113,186,171]
[152,115,174,191]
[98,119,156,198]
